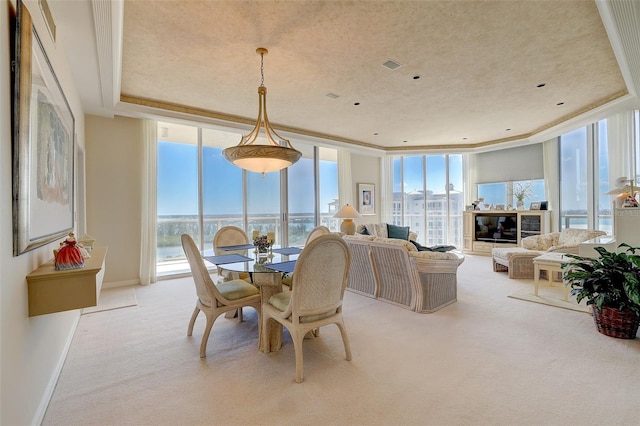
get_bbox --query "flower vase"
[517,200,525,210]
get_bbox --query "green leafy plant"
[563,243,640,316]
[513,181,534,202]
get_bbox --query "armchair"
[213,226,252,283]
[261,234,352,383]
[181,234,261,358]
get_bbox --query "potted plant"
[513,181,534,210]
[563,243,640,339]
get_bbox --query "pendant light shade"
[223,48,301,175]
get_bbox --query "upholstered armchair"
[521,228,607,254]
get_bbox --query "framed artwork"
[358,183,375,215]
[13,0,75,255]
[495,204,505,210]
[529,202,541,210]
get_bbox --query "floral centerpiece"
[513,181,534,210]
[253,235,272,254]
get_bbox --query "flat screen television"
[475,214,517,243]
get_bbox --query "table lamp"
[334,204,362,235]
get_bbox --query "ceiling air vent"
[326,93,340,99]
[382,59,402,70]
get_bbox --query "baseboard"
[32,311,81,426]
[102,279,141,289]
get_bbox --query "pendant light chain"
[260,51,265,87]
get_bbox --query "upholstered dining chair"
[281,225,331,290]
[262,234,352,383]
[181,234,261,358]
[213,226,252,283]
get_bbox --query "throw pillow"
[359,226,370,235]
[410,240,456,252]
[387,224,410,240]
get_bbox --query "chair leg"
[335,320,352,361]
[200,313,216,358]
[291,330,306,383]
[187,306,200,336]
[237,307,243,322]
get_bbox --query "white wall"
[1,1,87,424]
[350,153,381,225]
[85,115,144,286]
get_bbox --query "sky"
[157,142,338,216]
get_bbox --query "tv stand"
[463,210,550,256]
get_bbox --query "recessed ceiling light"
[402,140,408,143]
[462,137,468,140]
[326,93,340,99]
[382,59,402,70]
[537,83,546,88]
[506,128,511,131]
[557,102,564,106]
[354,102,360,106]
[373,132,379,136]
[413,75,421,80]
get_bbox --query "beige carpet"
[508,281,591,314]
[43,255,640,426]
[82,286,138,314]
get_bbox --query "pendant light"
[222,48,302,176]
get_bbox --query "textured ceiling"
[120,0,626,150]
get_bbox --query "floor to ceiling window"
[559,120,611,232]
[392,154,463,247]
[156,121,338,274]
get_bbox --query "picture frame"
[495,204,505,211]
[358,183,375,215]
[13,1,75,255]
[529,202,541,210]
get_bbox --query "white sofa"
[355,223,418,242]
[343,235,464,313]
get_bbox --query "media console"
[463,210,550,255]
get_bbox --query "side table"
[532,252,571,301]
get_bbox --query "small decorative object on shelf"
[78,234,95,253]
[623,195,638,208]
[54,233,85,270]
[514,181,534,211]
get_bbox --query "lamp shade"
[334,204,361,235]
[604,185,634,195]
[333,204,362,219]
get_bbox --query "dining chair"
[282,225,331,290]
[213,225,252,283]
[181,234,261,358]
[261,234,352,383]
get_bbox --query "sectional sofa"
[343,234,464,313]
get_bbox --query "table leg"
[534,264,541,296]
[253,273,283,353]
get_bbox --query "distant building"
[393,183,463,246]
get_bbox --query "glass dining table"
[204,245,302,353]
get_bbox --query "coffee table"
[532,252,572,301]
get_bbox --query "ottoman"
[491,247,542,279]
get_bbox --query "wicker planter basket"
[592,306,640,339]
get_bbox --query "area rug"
[508,284,591,314]
[82,286,138,314]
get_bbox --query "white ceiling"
[51,0,640,152]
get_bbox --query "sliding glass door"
[156,121,338,273]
